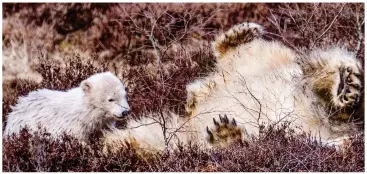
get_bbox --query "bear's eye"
[108,99,114,102]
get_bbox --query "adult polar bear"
[4,72,130,141]
[103,22,363,152]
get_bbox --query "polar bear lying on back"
[103,22,364,153]
[4,72,130,141]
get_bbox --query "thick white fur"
[187,25,361,145]
[187,42,355,141]
[103,111,217,152]
[306,47,363,108]
[4,72,130,141]
[104,23,361,150]
[104,22,362,152]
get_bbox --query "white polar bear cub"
[4,72,130,141]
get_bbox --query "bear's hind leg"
[212,22,264,59]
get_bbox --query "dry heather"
[2,3,365,172]
[2,125,364,172]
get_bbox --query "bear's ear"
[81,80,91,93]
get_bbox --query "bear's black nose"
[122,110,130,116]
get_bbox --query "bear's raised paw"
[206,114,247,147]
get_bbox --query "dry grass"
[2,3,364,172]
[2,125,364,172]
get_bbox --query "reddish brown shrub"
[2,3,364,172]
[2,125,364,172]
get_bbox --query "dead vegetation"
[2,3,364,172]
[2,125,364,172]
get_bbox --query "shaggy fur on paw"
[206,114,246,147]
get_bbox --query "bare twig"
[267,9,300,53]
[354,4,364,55]
[310,4,345,49]
[301,3,319,35]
